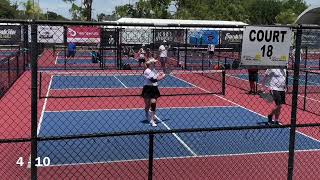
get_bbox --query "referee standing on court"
[261,68,287,125]
[141,57,166,127]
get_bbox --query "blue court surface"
[233,74,320,86]
[56,58,138,65]
[38,106,320,165]
[299,60,320,66]
[50,74,193,89]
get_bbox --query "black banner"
[101,28,117,46]
[0,25,21,44]
[302,30,320,49]
[220,31,243,45]
[154,29,185,45]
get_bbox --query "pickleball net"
[38,70,226,99]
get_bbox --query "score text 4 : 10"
[16,157,51,167]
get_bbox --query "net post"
[177,44,180,67]
[148,133,155,180]
[287,27,302,180]
[222,70,226,95]
[16,54,19,77]
[30,22,38,180]
[303,71,308,110]
[39,72,42,99]
[304,46,308,68]
[201,52,204,71]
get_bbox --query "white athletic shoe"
[150,120,157,127]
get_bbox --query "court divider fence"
[0,19,319,180]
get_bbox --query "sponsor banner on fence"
[67,26,101,43]
[38,25,64,43]
[221,31,243,45]
[101,28,117,46]
[189,30,219,46]
[0,25,21,44]
[154,29,185,45]
[122,28,152,45]
[302,30,320,49]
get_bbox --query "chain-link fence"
[0,20,319,180]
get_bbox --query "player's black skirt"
[141,85,160,99]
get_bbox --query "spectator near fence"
[159,40,168,72]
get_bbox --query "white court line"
[45,106,238,113]
[113,75,128,88]
[155,115,197,156]
[43,148,320,168]
[27,75,53,168]
[172,74,320,143]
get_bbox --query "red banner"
[67,26,101,43]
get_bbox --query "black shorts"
[248,71,258,82]
[139,58,145,63]
[141,85,160,99]
[272,90,286,105]
[67,51,75,58]
[209,51,214,56]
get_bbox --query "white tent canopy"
[295,5,320,25]
[116,18,248,26]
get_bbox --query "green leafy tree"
[114,0,172,19]
[46,11,69,20]
[97,13,116,21]
[276,9,298,24]
[63,0,93,21]
[22,0,43,19]
[114,4,135,18]
[0,0,19,19]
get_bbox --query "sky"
[12,0,320,19]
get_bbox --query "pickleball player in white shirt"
[141,58,166,127]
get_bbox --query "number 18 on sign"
[241,26,292,67]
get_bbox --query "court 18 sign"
[241,26,292,67]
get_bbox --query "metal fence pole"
[148,134,155,180]
[7,57,11,87]
[63,26,68,70]
[23,25,29,71]
[30,22,38,180]
[303,71,308,110]
[287,27,303,180]
[116,27,120,69]
[184,29,188,70]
